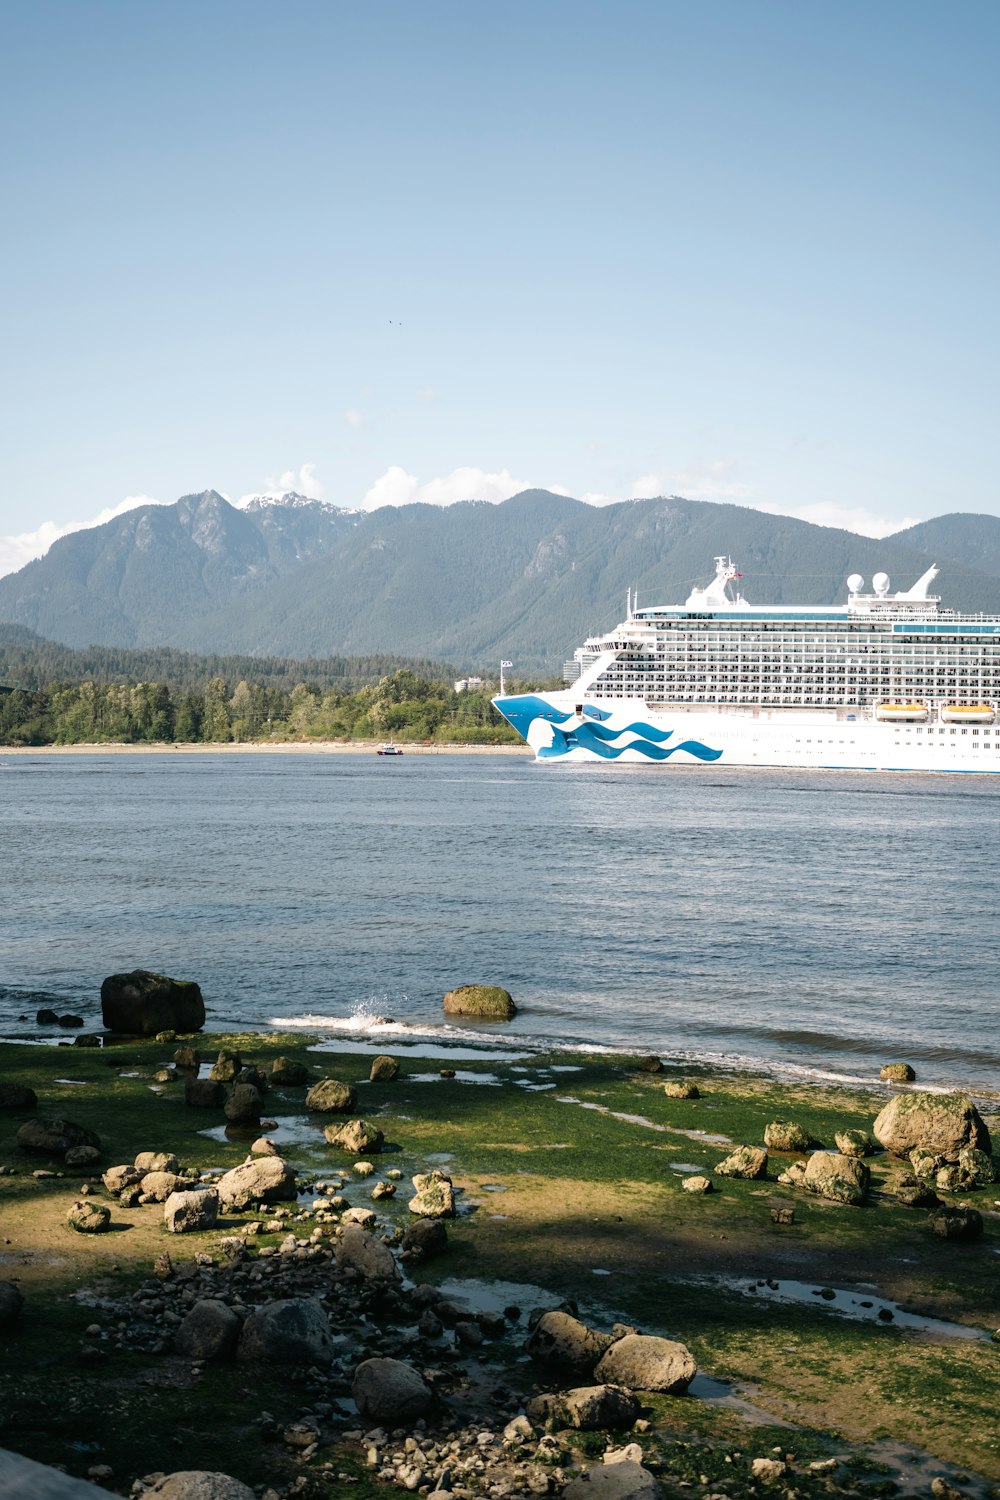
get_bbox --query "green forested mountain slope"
[888,513,1000,580]
[2,488,999,671]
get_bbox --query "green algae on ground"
[1,1035,998,1490]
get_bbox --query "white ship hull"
[493,693,1000,773]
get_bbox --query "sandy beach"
[0,739,533,756]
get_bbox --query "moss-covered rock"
[931,1206,984,1241]
[0,1083,37,1110]
[323,1118,384,1154]
[408,1170,455,1217]
[369,1054,400,1082]
[716,1145,768,1179]
[68,1200,111,1234]
[802,1151,870,1205]
[16,1117,100,1156]
[270,1056,309,1086]
[442,984,517,1020]
[305,1078,357,1113]
[880,1062,916,1082]
[835,1129,873,1157]
[663,1081,700,1099]
[100,969,205,1037]
[873,1093,991,1161]
[764,1120,813,1152]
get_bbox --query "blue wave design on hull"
[540,724,723,762]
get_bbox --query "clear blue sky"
[1,0,997,571]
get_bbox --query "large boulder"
[216,1156,297,1209]
[526,1310,615,1376]
[873,1094,991,1162]
[931,1206,984,1242]
[173,1299,241,1361]
[16,1118,100,1156]
[324,1118,384,1154]
[164,1188,219,1233]
[306,1078,357,1113]
[562,1385,642,1430]
[801,1151,870,1205]
[880,1062,916,1082]
[352,1357,433,1424]
[716,1146,768,1179]
[835,1129,873,1158]
[442,984,517,1020]
[144,1474,256,1500]
[594,1333,697,1394]
[101,969,205,1036]
[136,1151,179,1173]
[0,1082,37,1110]
[956,1147,997,1188]
[237,1297,333,1365]
[336,1225,401,1281]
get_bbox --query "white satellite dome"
[872,571,890,596]
[847,573,864,594]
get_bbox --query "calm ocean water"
[1,751,998,1093]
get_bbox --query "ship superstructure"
[493,557,1000,771]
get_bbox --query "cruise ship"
[492,557,1000,772]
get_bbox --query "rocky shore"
[1,1017,998,1500]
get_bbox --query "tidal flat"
[1,1036,998,1498]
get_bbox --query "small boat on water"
[376,742,404,756]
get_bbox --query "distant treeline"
[0,623,453,693]
[0,669,537,746]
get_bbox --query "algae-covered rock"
[681,1175,713,1193]
[370,1054,400,1082]
[763,1121,813,1152]
[563,1461,659,1500]
[401,1217,449,1258]
[17,1117,100,1157]
[173,1045,201,1070]
[873,1093,991,1161]
[662,1080,699,1098]
[209,1050,242,1083]
[636,1055,664,1073]
[931,1206,984,1242]
[408,1170,455,1218]
[68,1200,111,1233]
[835,1129,873,1158]
[324,1118,385,1154]
[270,1056,309,1086]
[101,969,205,1036]
[957,1147,997,1188]
[910,1146,943,1178]
[594,1333,697,1394]
[895,1178,940,1208]
[880,1062,916,1082]
[136,1151,179,1173]
[184,1078,226,1109]
[802,1151,870,1205]
[306,1077,357,1113]
[442,984,517,1020]
[716,1146,768,1180]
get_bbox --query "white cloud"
[362,465,534,511]
[248,462,327,502]
[345,409,364,429]
[630,461,754,502]
[0,494,168,579]
[749,499,922,539]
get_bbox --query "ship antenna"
[626,586,632,620]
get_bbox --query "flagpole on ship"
[499,660,513,695]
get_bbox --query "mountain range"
[2,489,1000,672]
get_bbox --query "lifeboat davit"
[874,702,929,722]
[940,703,995,724]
